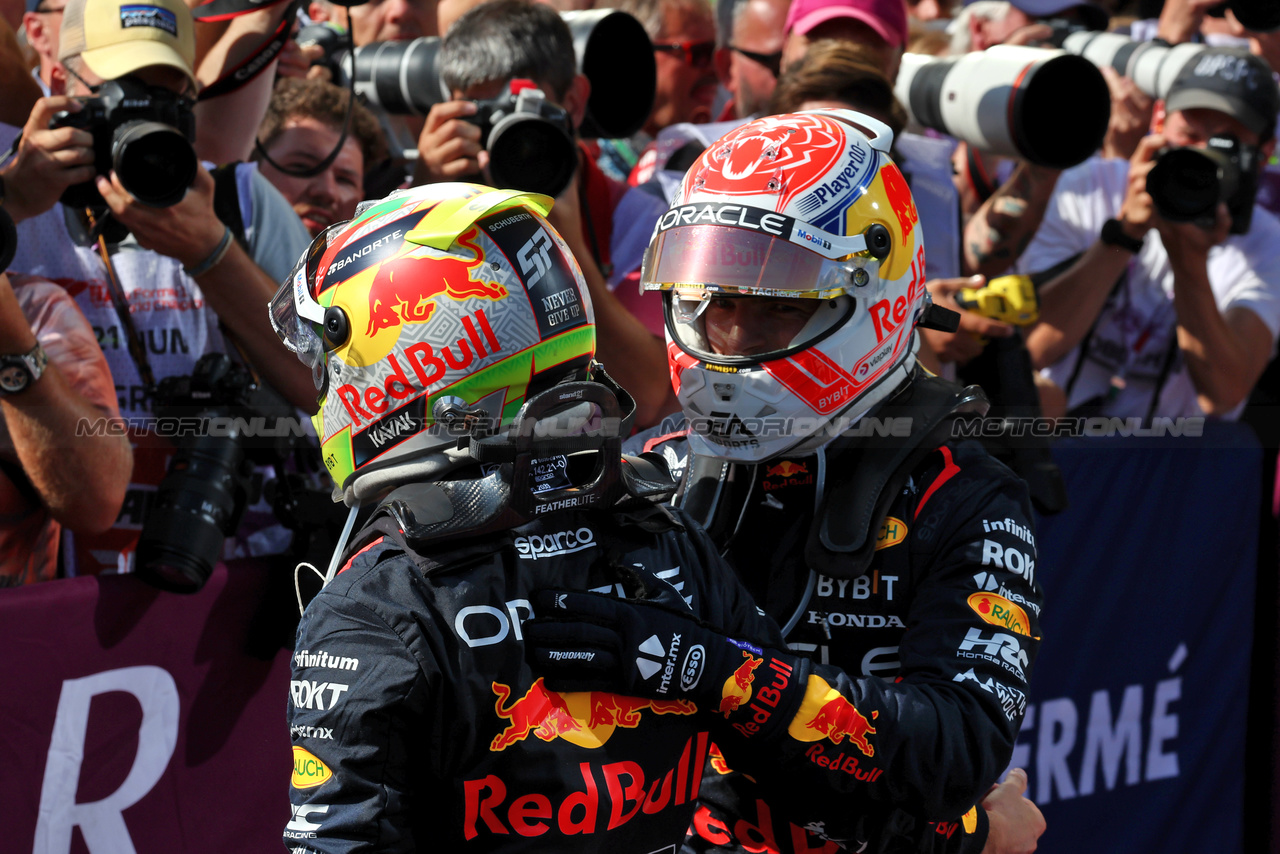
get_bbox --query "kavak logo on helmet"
[685,114,847,209]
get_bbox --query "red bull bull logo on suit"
[489,678,697,751]
[786,676,878,757]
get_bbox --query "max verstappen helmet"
[270,183,596,494]
[641,110,931,462]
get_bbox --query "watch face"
[0,364,29,393]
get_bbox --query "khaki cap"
[59,0,196,89]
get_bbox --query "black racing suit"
[285,489,783,853]
[625,417,1044,854]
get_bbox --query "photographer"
[1022,47,1280,419]
[415,0,672,427]
[0,0,314,574]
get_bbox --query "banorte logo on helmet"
[365,227,508,338]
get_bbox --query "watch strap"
[1101,218,1144,254]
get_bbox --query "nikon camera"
[50,76,198,209]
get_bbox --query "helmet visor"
[269,222,347,389]
[641,225,862,299]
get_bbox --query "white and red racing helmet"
[641,110,932,462]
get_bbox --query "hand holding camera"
[1117,134,1165,241]
[94,164,227,271]
[418,84,578,198]
[1,97,96,224]
[417,99,488,182]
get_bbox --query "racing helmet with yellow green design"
[271,183,596,497]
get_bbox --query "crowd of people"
[0,0,1277,848]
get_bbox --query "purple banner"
[0,562,292,853]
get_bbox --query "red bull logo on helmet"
[365,228,507,337]
[489,678,697,752]
[787,676,878,757]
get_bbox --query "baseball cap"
[58,0,196,88]
[1165,48,1280,137]
[963,0,1108,30]
[784,0,909,50]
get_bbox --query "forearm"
[1026,241,1131,368]
[2,365,131,532]
[193,243,318,412]
[192,6,289,163]
[1171,264,1255,414]
[963,164,1061,278]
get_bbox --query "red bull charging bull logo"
[718,652,762,716]
[490,678,696,751]
[365,227,507,337]
[787,676,878,757]
[765,461,808,479]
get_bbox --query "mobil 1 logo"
[481,211,588,339]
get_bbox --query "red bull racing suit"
[626,417,1043,854]
[285,494,784,852]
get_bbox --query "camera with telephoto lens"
[135,353,304,594]
[297,8,655,140]
[50,76,197,209]
[463,84,577,198]
[1147,135,1261,235]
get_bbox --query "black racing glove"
[524,587,809,743]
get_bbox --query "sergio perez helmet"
[641,110,931,462]
[270,183,596,494]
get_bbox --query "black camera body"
[464,85,577,198]
[135,353,303,593]
[1147,134,1261,235]
[50,76,197,209]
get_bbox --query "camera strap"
[197,0,301,102]
[85,209,158,393]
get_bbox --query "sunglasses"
[729,45,783,77]
[653,39,716,70]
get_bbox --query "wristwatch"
[0,342,48,394]
[1101,218,1144,254]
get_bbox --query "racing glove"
[524,587,810,743]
